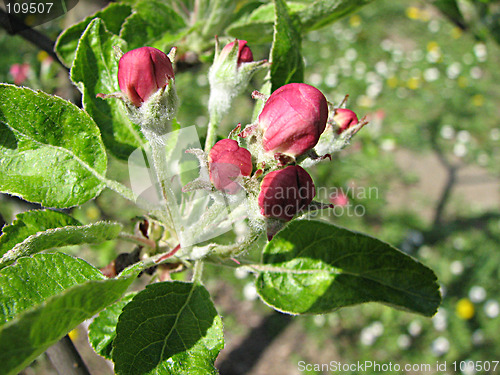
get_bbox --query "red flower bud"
[118,47,174,107]
[220,40,253,65]
[258,165,315,221]
[334,108,358,134]
[259,83,328,157]
[208,139,253,194]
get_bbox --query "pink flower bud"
[259,83,328,157]
[208,139,253,194]
[334,108,358,134]
[258,165,315,221]
[9,63,30,85]
[220,40,253,65]
[118,47,174,107]
[329,191,349,207]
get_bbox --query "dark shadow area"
[218,311,292,375]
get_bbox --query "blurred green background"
[1,0,499,374]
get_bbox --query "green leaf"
[0,253,136,375]
[227,2,307,44]
[120,0,186,50]
[200,0,238,38]
[0,211,122,269]
[71,18,145,160]
[270,0,304,92]
[228,0,372,43]
[256,220,441,316]
[55,3,133,67]
[0,210,79,258]
[113,281,223,375]
[89,293,137,360]
[298,0,375,31]
[0,84,107,208]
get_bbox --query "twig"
[46,335,91,375]
[0,8,68,71]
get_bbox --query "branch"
[46,335,91,375]
[0,8,68,71]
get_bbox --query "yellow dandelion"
[350,15,361,28]
[387,76,398,88]
[427,41,440,52]
[456,298,475,320]
[407,77,421,90]
[406,6,420,20]
[472,94,484,107]
[451,27,462,39]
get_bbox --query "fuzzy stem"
[192,260,204,282]
[149,139,179,232]
[204,97,223,152]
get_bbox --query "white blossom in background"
[428,20,440,33]
[446,62,461,79]
[473,43,487,62]
[453,143,467,157]
[484,300,499,318]
[472,330,485,346]
[360,321,384,346]
[234,267,249,280]
[457,130,471,143]
[325,73,338,88]
[431,337,450,356]
[450,260,464,275]
[345,48,358,62]
[380,138,396,152]
[408,320,422,336]
[381,39,393,51]
[469,286,486,303]
[490,128,500,141]
[433,309,447,331]
[398,334,411,349]
[424,67,440,82]
[243,283,258,301]
[313,315,326,327]
[453,237,466,250]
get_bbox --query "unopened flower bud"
[118,47,174,107]
[208,139,253,194]
[259,83,328,157]
[208,38,268,134]
[258,165,315,221]
[219,40,253,65]
[334,108,358,134]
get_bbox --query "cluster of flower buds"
[200,82,365,238]
[106,43,365,242]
